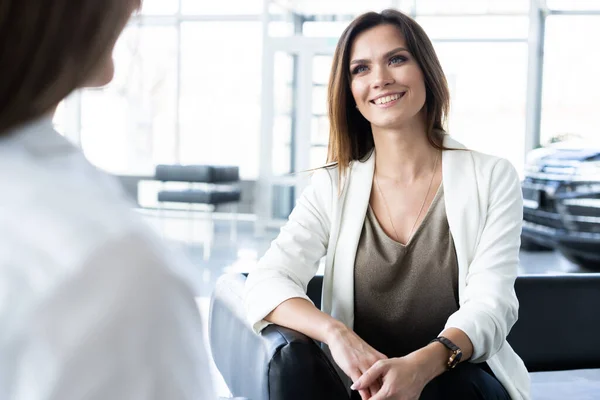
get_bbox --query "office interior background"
[52,0,600,284]
[49,0,600,395]
[50,0,600,272]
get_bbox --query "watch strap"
[429,336,462,369]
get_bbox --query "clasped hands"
[326,323,434,400]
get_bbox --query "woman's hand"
[350,356,429,400]
[352,332,471,399]
[325,322,388,399]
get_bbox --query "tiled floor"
[140,211,597,398]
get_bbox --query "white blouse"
[0,117,214,400]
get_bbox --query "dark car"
[521,145,600,269]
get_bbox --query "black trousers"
[351,362,510,400]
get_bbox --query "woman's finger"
[370,377,383,396]
[352,360,387,391]
[369,386,389,400]
[366,379,377,398]
[359,388,370,400]
[361,362,381,397]
[350,369,371,400]
[367,382,380,399]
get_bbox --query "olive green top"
[353,185,459,357]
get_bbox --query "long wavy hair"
[326,9,451,181]
[0,0,140,135]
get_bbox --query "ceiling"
[271,0,530,17]
[271,0,412,17]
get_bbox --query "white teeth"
[374,93,402,105]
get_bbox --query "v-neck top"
[353,184,459,357]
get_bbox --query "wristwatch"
[429,336,462,369]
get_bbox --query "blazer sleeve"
[244,168,334,333]
[443,158,523,362]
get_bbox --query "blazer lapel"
[442,136,480,294]
[329,153,375,327]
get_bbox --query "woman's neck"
[47,104,59,119]
[372,121,438,184]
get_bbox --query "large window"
[414,15,530,173]
[81,25,178,174]
[179,22,262,177]
[546,0,600,11]
[65,7,263,178]
[415,0,528,14]
[311,55,332,168]
[541,16,600,146]
[434,42,528,172]
[418,16,528,39]
[271,52,295,175]
[140,0,178,15]
[182,0,263,14]
[56,1,594,187]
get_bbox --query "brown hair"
[326,9,451,180]
[0,0,140,136]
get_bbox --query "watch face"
[454,351,462,363]
[449,350,462,369]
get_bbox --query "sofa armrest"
[209,273,349,400]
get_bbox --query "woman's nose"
[371,66,394,89]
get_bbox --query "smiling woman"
[245,8,530,400]
[327,10,450,181]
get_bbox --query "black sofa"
[210,273,600,400]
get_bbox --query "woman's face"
[84,1,139,88]
[349,24,427,131]
[85,51,117,88]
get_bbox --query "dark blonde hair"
[0,0,139,135]
[326,9,451,179]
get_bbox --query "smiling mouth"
[371,92,405,105]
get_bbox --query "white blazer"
[245,136,530,400]
[0,117,214,400]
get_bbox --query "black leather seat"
[210,273,600,400]
[155,164,239,183]
[155,164,241,207]
[157,187,241,205]
[508,274,600,372]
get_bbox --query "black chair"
[154,164,241,260]
[210,273,600,400]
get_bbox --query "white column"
[524,0,546,159]
[254,0,275,236]
[293,49,313,197]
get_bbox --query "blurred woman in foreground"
[0,1,214,398]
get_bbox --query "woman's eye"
[352,65,368,74]
[389,55,406,65]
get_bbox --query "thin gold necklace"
[373,151,440,244]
